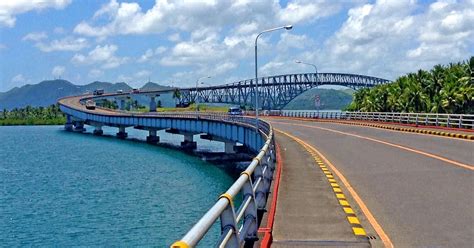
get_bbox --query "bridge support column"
[224,142,236,154]
[73,121,85,132]
[181,134,197,150]
[149,96,157,112]
[93,126,103,136]
[65,115,73,131]
[146,129,160,144]
[116,126,128,139]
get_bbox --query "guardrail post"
[459,115,462,128]
[219,197,240,248]
[447,115,450,127]
[253,158,269,210]
[436,114,439,126]
[240,177,259,242]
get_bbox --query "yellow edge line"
[274,121,474,171]
[276,128,394,248]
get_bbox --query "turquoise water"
[0,126,234,246]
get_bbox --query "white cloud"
[0,44,6,50]
[52,66,65,78]
[88,69,103,78]
[0,0,72,27]
[135,70,151,78]
[73,0,339,39]
[277,33,311,51]
[137,46,167,63]
[35,37,88,52]
[72,44,128,69]
[53,27,65,34]
[11,74,28,83]
[22,32,48,42]
[168,33,181,42]
[278,0,341,24]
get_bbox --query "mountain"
[284,88,353,110]
[140,82,174,91]
[0,80,162,110]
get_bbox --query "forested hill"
[284,88,354,110]
[347,57,473,114]
[0,80,170,110]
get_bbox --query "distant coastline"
[0,104,65,126]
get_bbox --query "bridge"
[156,73,390,110]
[59,86,473,247]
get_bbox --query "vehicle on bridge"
[85,99,96,110]
[131,88,140,93]
[93,89,104,95]
[228,106,242,115]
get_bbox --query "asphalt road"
[266,118,474,248]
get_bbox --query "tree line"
[0,104,66,125]
[346,57,473,114]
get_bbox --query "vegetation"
[0,104,66,125]
[157,104,228,112]
[284,88,353,110]
[347,57,474,114]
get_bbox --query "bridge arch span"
[177,72,390,109]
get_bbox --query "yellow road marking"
[274,121,474,171]
[336,193,345,199]
[348,216,361,224]
[353,227,367,236]
[276,129,394,248]
[339,200,350,206]
[344,207,355,214]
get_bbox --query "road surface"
[267,117,473,247]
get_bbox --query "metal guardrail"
[171,121,275,248]
[274,111,474,129]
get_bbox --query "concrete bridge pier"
[200,134,236,153]
[166,129,197,149]
[73,121,86,132]
[149,96,157,112]
[116,126,128,139]
[93,125,103,136]
[225,142,236,153]
[181,134,197,150]
[64,115,73,131]
[115,96,128,110]
[146,129,160,144]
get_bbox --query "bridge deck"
[272,134,371,247]
[268,118,474,247]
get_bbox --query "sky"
[0,0,473,92]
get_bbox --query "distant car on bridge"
[228,106,242,116]
[131,88,140,93]
[93,89,104,95]
[85,99,96,110]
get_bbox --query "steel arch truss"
[178,73,390,109]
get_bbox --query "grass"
[156,104,228,113]
[0,117,66,126]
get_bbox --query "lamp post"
[296,60,319,116]
[254,25,292,130]
[195,76,211,116]
[295,60,318,74]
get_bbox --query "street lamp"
[195,76,211,116]
[254,25,292,130]
[295,60,318,74]
[296,60,319,116]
